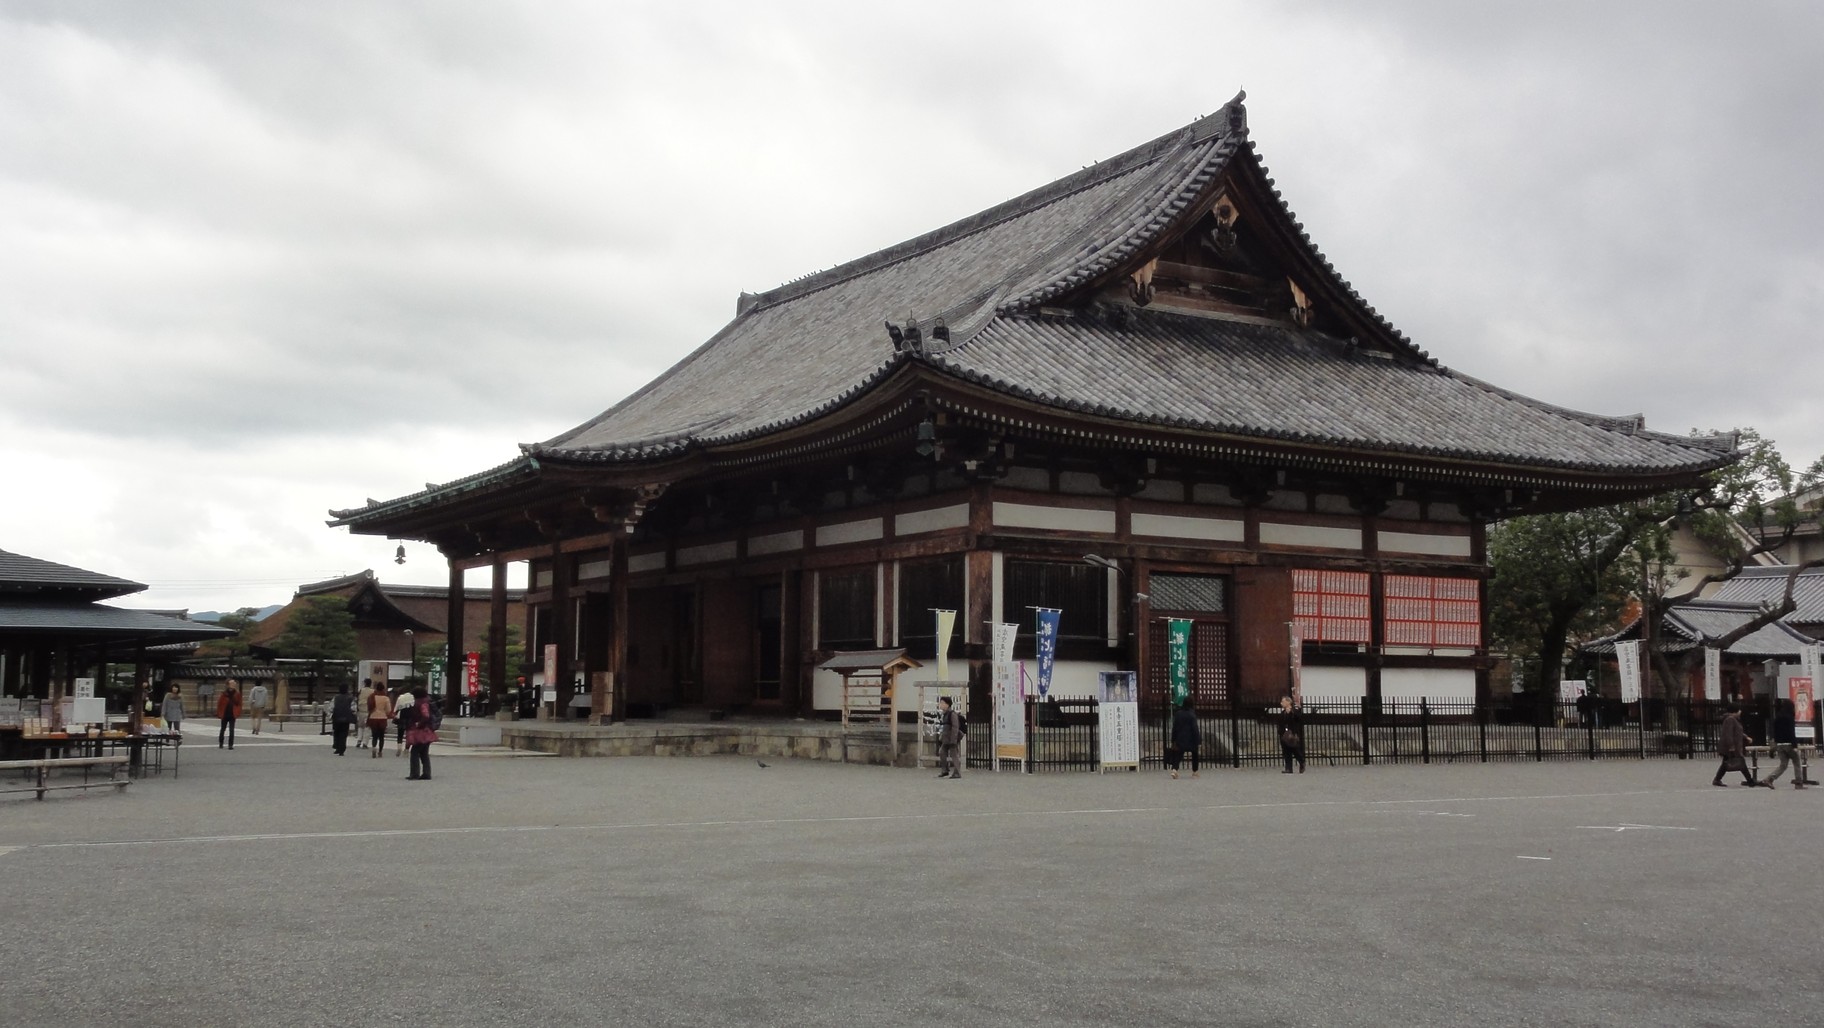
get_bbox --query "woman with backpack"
[404,686,436,781]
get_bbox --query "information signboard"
[1793,677,1816,742]
[1097,671,1139,770]
[993,661,1026,765]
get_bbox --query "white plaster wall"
[1301,666,1368,700]
[895,504,968,536]
[1260,522,1363,550]
[817,518,884,547]
[1378,531,1472,557]
[1131,512,1245,542]
[993,502,1116,534]
[1381,668,1477,700]
[748,529,804,555]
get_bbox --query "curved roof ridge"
[745,97,1250,314]
[1445,368,1737,456]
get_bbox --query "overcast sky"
[2,1,1819,613]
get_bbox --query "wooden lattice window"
[897,557,964,658]
[819,568,877,650]
[1383,576,1481,648]
[1291,569,1371,644]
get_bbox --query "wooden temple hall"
[331,94,1732,723]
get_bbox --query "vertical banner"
[992,661,1026,763]
[1792,678,1816,741]
[933,609,957,681]
[1287,621,1304,705]
[465,651,481,697]
[1167,618,1193,706]
[1558,678,1585,703]
[991,622,1018,665]
[1616,640,1642,704]
[1703,646,1722,702]
[1034,608,1061,698]
[1097,670,1140,770]
[1803,644,1821,695]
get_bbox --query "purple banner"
[1034,608,1061,698]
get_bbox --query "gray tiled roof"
[526,97,1725,478]
[927,312,1726,474]
[1585,600,1813,658]
[0,600,231,640]
[0,549,144,600]
[1709,566,1824,625]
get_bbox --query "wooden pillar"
[129,645,148,736]
[551,545,574,718]
[489,554,509,712]
[797,568,817,717]
[445,559,466,710]
[601,535,628,724]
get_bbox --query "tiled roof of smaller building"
[1585,600,1814,658]
[1709,565,1824,625]
[0,549,144,600]
[0,600,231,641]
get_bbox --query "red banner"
[465,651,481,697]
[1793,677,1815,741]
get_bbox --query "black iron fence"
[962,694,1809,772]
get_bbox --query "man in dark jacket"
[1169,701,1201,779]
[1762,699,1803,789]
[937,696,964,780]
[1713,706,1763,787]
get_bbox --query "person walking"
[1278,695,1306,774]
[355,679,375,748]
[367,685,393,758]
[404,686,436,781]
[936,696,964,780]
[246,681,269,735]
[1170,700,1201,779]
[393,686,416,755]
[161,685,184,735]
[216,679,242,749]
[1762,699,1802,789]
[329,685,356,756]
[1713,705,1763,787]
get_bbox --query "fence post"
[1420,698,1432,765]
[1637,702,1646,760]
[1229,695,1241,769]
[1478,700,1488,763]
[1586,701,1596,760]
[1360,697,1371,765]
[1534,715,1543,762]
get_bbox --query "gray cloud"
[2,1,1819,610]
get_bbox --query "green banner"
[1167,618,1192,706]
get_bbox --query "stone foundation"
[498,721,910,766]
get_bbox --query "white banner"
[1703,646,1722,702]
[1558,678,1586,702]
[992,660,1025,764]
[991,622,1018,665]
[1804,644,1821,694]
[933,609,956,681]
[1616,640,1642,704]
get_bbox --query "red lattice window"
[1384,576,1481,648]
[1291,569,1371,643]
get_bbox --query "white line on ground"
[26,787,1693,852]
[1576,823,1697,832]
[0,846,20,858]
[1517,856,1552,861]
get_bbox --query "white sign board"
[992,661,1025,766]
[1616,640,1642,703]
[74,677,95,699]
[1096,672,1140,769]
[1703,647,1721,702]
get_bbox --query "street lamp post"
[404,629,416,689]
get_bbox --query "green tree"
[477,624,525,694]
[272,596,358,690]
[195,606,266,664]
[1489,428,1823,701]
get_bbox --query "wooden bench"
[0,755,131,801]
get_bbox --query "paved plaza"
[2,731,1818,1027]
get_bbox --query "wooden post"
[489,554,508,713]
[603,534,629,724]
[552,545,574,719]
[445,559,466,711]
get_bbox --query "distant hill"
[191,604,283,623]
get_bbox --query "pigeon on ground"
[756,760,770,769]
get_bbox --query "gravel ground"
[2,734,1815,1027]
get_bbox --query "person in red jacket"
[216,679,242,750]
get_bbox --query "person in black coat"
[1762,699,1802,789]
[1278,696,1306,774]
[1170,701,1201,779]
